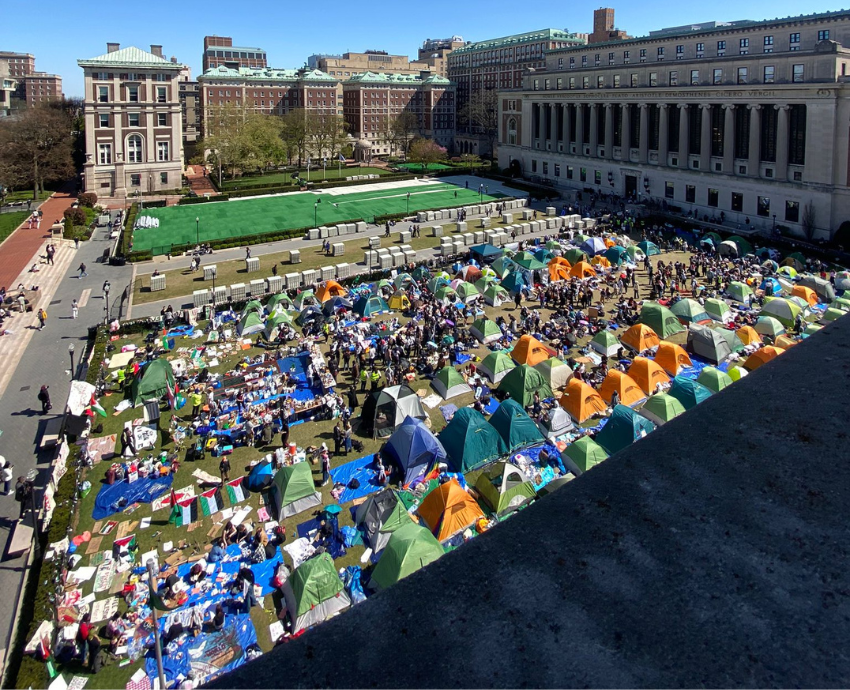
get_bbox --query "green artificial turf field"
[133,182,501,254]
[396,162,452,172]
[219,166,389,190]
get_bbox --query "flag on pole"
[161,336,175,350]
[165,378,176,409]
[169,496,199,526]
[225,477,246,504]
[306,157,312,169]
[199,487,223,517]
[338,153,346,162]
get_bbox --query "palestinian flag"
[90,394,106,417]
[225,477,246,505]
[113,534,136,558]
[199,487,223,517]
[169,496,199,527]
[161,336,175,350]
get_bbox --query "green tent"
[639,393,686,426]
[596,404,656,455]
[238,310,265,336]
[639,302,685,338]
[604,246,628,265]
[456,281,481,302]
[492,257,517,278]
[474,276,496,293]
[512,251,547,271]
[131,358,176,406]
[393,273,413,289]
[369,522,444,591]
[282,552,350,634]
[832,297,850,312]
[373,279,394,294]
[754,315,786,338]
[353,295,389,317]
[241,300,264,318]
[671,298,711,324]
[590,330,621,357]
[498,364,553,408]
[564,436,608,473]
[483,284,510,306]
[432,366,472,400]
[293,290,318,309]
[434,286,459,303]
[803,323,823,338]
[668,376,713,410]
[487,399,545,451]
[264,312,293,340]
[439,407,507,473]
[470,317,502,344]
[823,306,846,322]
[271,462,322,519]
[697,366,734,393]
[564,248,587,265]
[267,293,294,313]
[625,245,646,262]
[474,462,537,516]
[727,281,754,303]
[761,297,801,328]
[704,297,731,322]
[479,351,516,383]
[727,235,754,257]
[412,265,431,282]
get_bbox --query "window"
[682,184,695,203]
[130,174,140,187]
[657,47,665,61]
[737,67,748,84]
[594,54,601,66]
[558,57,564,68]
[157,141,169,161]
[649,72,658,86]
[676,45,685,60]
[98,143,112,165]
[757,196,770,217]
[696,42,705,54]
[127,134,143,163]
[581,56,587,66]
[792,64,804,82]
[789,32,801,50]
[544,79,550,90]
[554,164,561,177]
[740,38,749,50]
[717,40,726,54]
[96,72,108,80]
[591,170,599,185]
[713,68,722,85]
[731,192,743,212]
[127,73,137,82]
[708,188,719,207]
[98,113,109,128]
[763,65,775,83]
[507,118,517,145]
[624,50,630,61]
[690,70,699,85]
[128,113,140,127]
[631,73,638,87]
[669,71,678,86]
[556,78,563,89]
[569,57,575,68]
[128,85,138,102]
[608,52,615,64]
[156,86,166,103]
[614,74,621,88]
[533,79,539,90]
[531,159,537,173]
[763,35,774,53]
[158,113,167,126]
[98,85,109,103]
[542,162,549,175]
[580,167,587,182]
[157,73,168,82]
[665,181,674,199]
[640,49,647,62]
[582,76,589,89]
[818,30,830,41]
[785,200,800,222]
[569,77,576,89]
[567,165,573,179]
[597,75,604,88]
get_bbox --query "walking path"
[185,165,218,197]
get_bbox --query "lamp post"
[195,216,200,245]
[478,184,484,204]
[406,192,410,216]
[210,266,217,306]
[26,468,39,560]
[68,343,75,378]
[314,198,321,227]
[103,281,111,323]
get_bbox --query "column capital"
[658,103,669,110]
[603,102,613,109]
[722,104,736,111]
[638,103,649,109]
[774,104,791,111]
[748,104,762,111]
[699,103,712,111]
[677,103,689,110]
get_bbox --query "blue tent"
[247,459,275,491]
[322,295,353,316]
[580,237,607,257]
[668,376,713,410]
[759,277,782,296]
[470,244,504,263]
[501,271,528,294]
[595,404,656,455]
[384,417,447,486]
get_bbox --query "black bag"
[348,478,360,490]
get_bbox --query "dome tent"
[238,310,265,336]
[639,302,685,338]
[639,393,686,426]
[697,366,734,393]
[628,356,670,394]
[369,523,445,591]
[599,370,645,407]
[478,351,516,383]
[131,359,176,407]
[536,406,575,440]
[487,399,545,451]
[596,404,656,455]
[271,462,322,519]
[590,330,621,357]
[315,280,347,303]
[280,552,351,634]
[417,478,485,542]
[470,317,502,345]
[246,459,274,491]
[671,298,711,325]
[564,436,608,473]
[384,417,446,486]
[267,293,295,314]
[668,375,713,409]
[498,364,553,408]
[687,324,733,364]
[439,408,507,473]
[264,312,293,341]
[474,462,536,517]
[353,488,413,553]
[432,366,473,400]
[511,334,554,367]
[240,300,264,318]
[360,384,427,439]
[654,341,693,376]
[620,323,660,353]
[534,356,572,391]
[559,378,606,423]
[352,294,390,318]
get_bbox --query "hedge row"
[177,194,231,205]
[224,173,416,199]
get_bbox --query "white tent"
[536,406,575,440]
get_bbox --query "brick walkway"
[0,186,76,289]
[186,165,218,197]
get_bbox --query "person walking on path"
[71,299,78,319]
[2,462,13,495]
[245,246,251,260]
[36,307,47,330]
[17,293,26,313]
[38,385,51,414]
[77,262,87,278]
[75,238,80,250]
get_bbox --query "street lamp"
[314,199,321,228]
[195,216,200,245]
[103,281,111,323]
[406,192,411,216]
[478,184,484,203]
[26,468,39,560]
[210,266,217,306]
[68,343,75,378]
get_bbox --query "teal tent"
[668,375,713,410]
[498,364,553,408]
[596,404,656,455]
[353,295,389,317]
[487,399,545,451]
[438,407,507,473]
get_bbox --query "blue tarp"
[329,454,383,504]
[166,325,194,337]
[296,518,347,559]
[145,614,257,687]
[92,474,173,520]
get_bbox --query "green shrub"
[63,207,86,226]
[77,192,97,208]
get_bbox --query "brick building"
[202,36,267,72]
[588,8,630,45]
[22,72,63,106]
[418,37,466,77]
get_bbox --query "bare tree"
[802,201,817,241]
[387,112,419,157]
[458,88,499,158]
[408,138,447,171]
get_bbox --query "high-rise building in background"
[22,72,63,106]
[0,51,63,115]
[417,37,466,77]
[202,36,267,72]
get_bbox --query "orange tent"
[620,323,660,353]
[559,379,607,422]
[628,356,671,394]
[548,257,572,282]
[654,341,693,376]
[591,255,612,268]
[511,334,554,367]
[791,285,818,306]
[774,335,798,350]
[604,237,616,248]
[315,280,347,303]
[598,370,645,406]
[570,261,597,278]
[736,325,762,346]
[417,478,485,542]
[743,345,783,371]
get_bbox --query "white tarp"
[66,381,95,417]
[107,351,135,369]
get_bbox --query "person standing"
[321,449,331,487]
[332,422,343,457]
[190,388,203,417]
[37,385,51,414]
[71,299,79,319]
[279,416,290,450]
[77,262,87,278]
[219,456,231,483]
[17,293,26,313]
[36,307,47,330]
[2,462,13,495]
[344,420,352,455]
[245,246,251,260]
[14,477,30,518]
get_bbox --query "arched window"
[127,134,143,163]
[507,118,517,146]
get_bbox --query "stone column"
[722,104,735,174]
[575,104,585,152]
[521,99,533,147]
[678,104,689,169]
[700,104,712,171]
[621,104,631,159]
[604,103,614,159]
[555,104,563,146]
[589,104,599,156]
[748,104,761,177]
[564,104,572,148]
[639,103,649,164]
[775,104,790,180]
[658,104,669,166]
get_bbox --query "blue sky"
[3,0,841,97]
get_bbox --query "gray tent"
[353,488,412,553]
[797,275,835,303]
[536,406,575,440]
[687,324,732,364]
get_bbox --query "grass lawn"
[396,163,453,172]
[0,211,29,243]
[219,167,389,190]
[133,182,500,255]
[42,242,698,689]
[133,214,526,305]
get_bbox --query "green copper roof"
[78,46,181,68]
[344,71,451,85]
[299,69,337,82]
[452,29,584,55]
[198,66,337,83]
